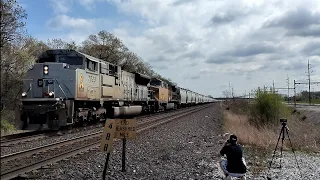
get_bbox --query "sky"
[18,0,320,97]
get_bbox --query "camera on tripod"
[280,118,287,124]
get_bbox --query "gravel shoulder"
[22,103,320,180]
[245,150,320,180]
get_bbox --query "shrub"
[249,88,290,126]
[1,110,16,133]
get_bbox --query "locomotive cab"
[148,78,174,111]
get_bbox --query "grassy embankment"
[221,89,320,175]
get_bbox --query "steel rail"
[1,134,47,147]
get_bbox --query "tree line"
[0,0,173,113]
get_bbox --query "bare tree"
[46,38,77,50]
[80,30,128,65]
[0,0,27,48]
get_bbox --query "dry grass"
[223,110,320,153]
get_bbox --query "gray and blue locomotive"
[18,49,215,130]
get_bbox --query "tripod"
[266,120,303,180]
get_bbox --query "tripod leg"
[267,127,283,174]
[285,127,303,178]
[280,128,285,169]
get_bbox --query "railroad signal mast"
[293,59,320,106]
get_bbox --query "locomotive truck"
[17,49,215,130]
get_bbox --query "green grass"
[281,99,320,104]
[296,99,320,104]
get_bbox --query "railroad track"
[1,133,49,147]
[1,105,202,148]
[0,104,212,180]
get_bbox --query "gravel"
[21,103,320,180]
[246,151,320,180]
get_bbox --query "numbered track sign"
[115,119,137,139]
[100,119,116,153]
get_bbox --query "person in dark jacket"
[219,134,247,180]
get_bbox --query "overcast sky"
[20,0,320,97]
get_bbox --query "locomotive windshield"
[59,56,83,65]
[37,55,83,65]
[150,80,162,86]
[37,55,55,63]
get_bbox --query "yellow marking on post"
[115,119,137,139]
[100,119,116,153]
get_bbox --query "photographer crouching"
[219,134,247,180]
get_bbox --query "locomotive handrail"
[58,81,74,98]
[22,79,34,98]
[54,79,68,99]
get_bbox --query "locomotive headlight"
[21,92,27,97]
[43,65,49,75]
[49,91,54,97]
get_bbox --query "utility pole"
[273,80,275,93]
[293,80,296,108]
[229,82,231,99]
[307,59,311,105]
[232,87,234,100]
[286,75,290,104]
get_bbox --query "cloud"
[211,9,252,25]
[206,56,234,64]
[264,7,320,37]
[47,15,95,31]
[50,0,72,14]
[172,0,196,6]
[49,0,103,14]
[302,41,320,56]
[227,43,279,57]
[189,75,200,79]
[264,8,320,29]
[42,0,320,96]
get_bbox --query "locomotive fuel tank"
[166,103,175,110]
[113,105,142,118]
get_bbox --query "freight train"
[17,49,215,130]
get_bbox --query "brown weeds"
[223,110,320,153]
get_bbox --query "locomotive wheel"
[82,120,88,127]
[21,113,29,130]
